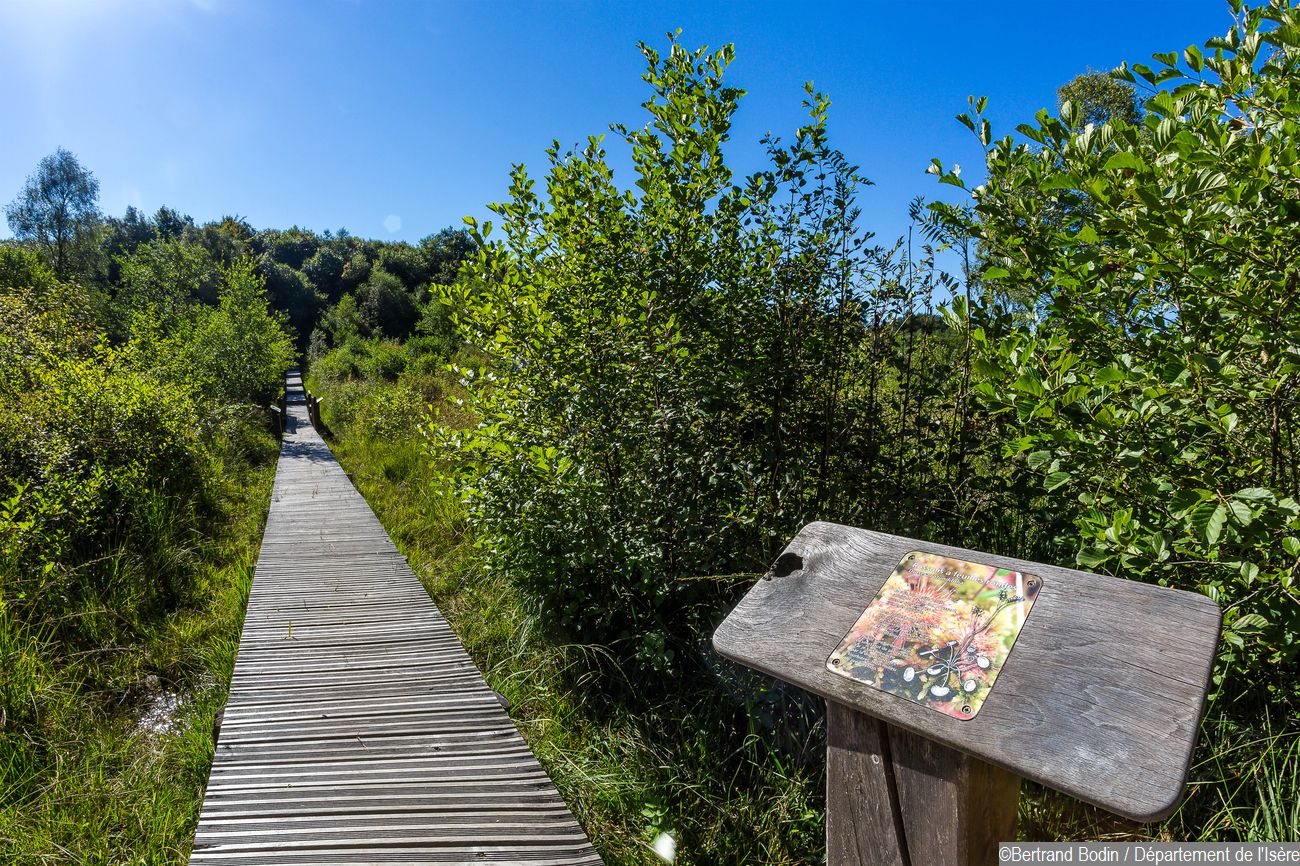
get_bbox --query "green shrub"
[0,350,213,641]
[360,339,407,381]
[435,38,972,674]
[351,380,434,440]
[310,340,366,383]
[929,0,1300,710]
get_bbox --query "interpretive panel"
[826,551,1042,719]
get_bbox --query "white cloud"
[383,214,402,233]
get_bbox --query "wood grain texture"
[887,723,1018,866]
[826,703,906,866]
[714,521,1221,821]
[827,702,1018,866]
[188,372,602,866]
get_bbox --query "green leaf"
[1233,487,1275,502]
[1103,152,1147,172]
[1205,504,1227,546]
[1284,537,1300,558]
[1231,613,1269,632]
[1144,531,1169,562]
[1026,450,1053,471]
[1227,500,1254,527]
[1044,471,1071,492]
[1076,546,1110,568]
[1013,372,1045,398]
[1094,366,1126,384]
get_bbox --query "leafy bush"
[127,257,297,410]
[0,261,215,650]
[115,236,219,327]
[360,339,407,381]
[929,0,1300,709]
[350,378,440,440]
[436,39,974,672]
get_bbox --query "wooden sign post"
[713,522,1221,866]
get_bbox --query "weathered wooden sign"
[713,522,1221,866]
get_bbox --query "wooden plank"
[714,520,1220,821]
[826,702,907,866]
[887,722,1019,865]
[188,372,601,865]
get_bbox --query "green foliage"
[4,148,101,277]
[0,233,282,864]
[303,243,349,300]
[931,0,1300,710]
[436,37,975,674]
[252,226,320,270]
[116,236,220,327]
[358,267,418,339]
[182,258,298,406]
[377,242,430,289]
[0,461,272,866]
[420,227,476,285]
[1057,71,1143,128]
[255,255,320,349]
[195,214,255,267]
[314,292,365,353]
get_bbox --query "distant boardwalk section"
[189,371,602,865]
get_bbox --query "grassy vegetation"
[0,457,273,865]
[314,378,824,866]
[0,244,291,864]
[318,363,1300,861]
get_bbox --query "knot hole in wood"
[768,551,804,579]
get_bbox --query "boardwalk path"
[189,372,602,865]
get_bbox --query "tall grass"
[0,458,273,865]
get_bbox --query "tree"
[195,215,255,266]
[117,237,219,324]
[183,258,297,406]
[931,0,1300,708]
[253,226,320,270]
[5,148,101,277]
[152,205,194,240]
[357,267,417,338]
[420,227,475,285]
[438,37,918,674]
[377,243,429,292]
[302,243,348,300]
[318,293,365,347]
[257,256,319,333]
[1057,71,1142,128]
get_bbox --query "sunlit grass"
[0,460,272,865]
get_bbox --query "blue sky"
[1,0,1234,251]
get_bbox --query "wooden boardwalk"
[189,372,602,865]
